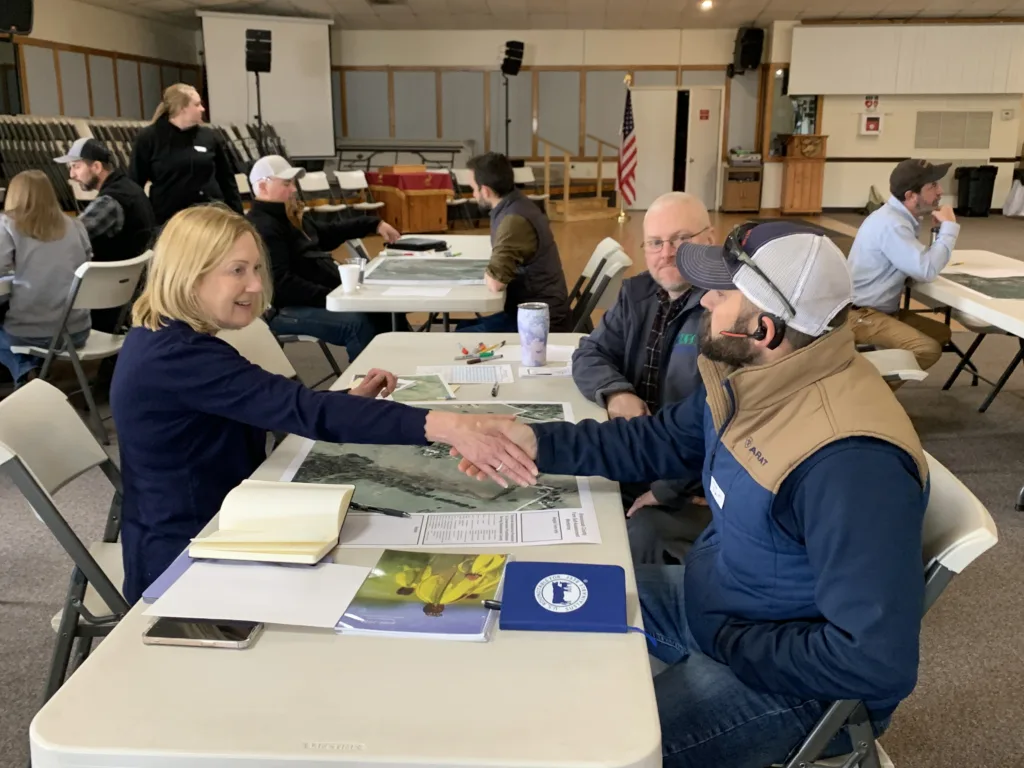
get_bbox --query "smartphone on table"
[142,618,263,649]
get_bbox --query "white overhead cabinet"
[790,24,1024,96]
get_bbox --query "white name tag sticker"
[194,145,208,153]
[709,476,725,508]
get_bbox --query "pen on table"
[491,382,500,397]
[349,501,410,518]
[483,599,502,611]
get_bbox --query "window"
[915,111,992,150]
[767,67,819,157]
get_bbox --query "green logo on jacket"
[675,332,697,347]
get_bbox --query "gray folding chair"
[12,252,151,444]
[778,452,998,768]
[572,250,632,333]
[0,380,128,707]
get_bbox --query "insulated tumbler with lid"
[517,302,550,367]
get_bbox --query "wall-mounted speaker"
[245,28,272,74]
[0,0,33,35]
[501,40,524,77]
[728,27,764,78]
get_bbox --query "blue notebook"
[498,561,628,634]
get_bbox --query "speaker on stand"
[245,28,271,156]
[500,41,524,155]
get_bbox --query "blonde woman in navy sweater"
[110,205,536,603]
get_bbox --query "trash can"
[954,165,998,217]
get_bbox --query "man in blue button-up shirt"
[848,159,959,369]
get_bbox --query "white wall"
[333,28,736,67]
[768,21,797,64]
[821,94,1021,209]
[30,0,198,63]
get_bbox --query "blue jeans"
[269,306,378,362]
[0,327,90,384]
[637,565,889,768]
[455,312,518,334]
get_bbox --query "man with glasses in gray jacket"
[572,192,713,563]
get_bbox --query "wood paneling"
[14,37,198,118]
[333,63,750,161]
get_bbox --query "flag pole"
[617,73,633,224]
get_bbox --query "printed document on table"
[503,344,576,363]
[339,507,601,548]
[382,286,452,297]
[144,561,371,628]
[944,264,1024,279]
[519,365,572,378]
[416,364,515,384]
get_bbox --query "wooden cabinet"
[370,187,450,234]
[780,135,827,215]
[721,165,763,213]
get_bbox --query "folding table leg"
[978,339,1024,413]
[942,333,985,390]
[443,313,451,332]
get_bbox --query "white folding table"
[30,332,662,768]
[911,249,1024,410]
[330,235,503,330]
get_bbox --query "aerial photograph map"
[291,401,584,514]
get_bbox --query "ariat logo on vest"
[676,332,697,347]
[744,437,768,466]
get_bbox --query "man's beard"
[698,311,759,368]
[476,197,493,212]
[81,173,100,192]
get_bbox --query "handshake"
[351,367,542,488]
[425,410,540,488]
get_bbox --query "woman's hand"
[377,221,401,243]
[425,412,537,488]
[350,368,397,399]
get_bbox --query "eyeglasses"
[642,225,711,253]
[726,224,797,319]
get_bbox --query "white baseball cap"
[248,155,305,188]
[675,221,852,337]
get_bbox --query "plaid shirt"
[78,195,125,240]
[636,289,690,414]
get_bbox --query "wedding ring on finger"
[496,462,504,472]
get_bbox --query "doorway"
[630,85,723,211]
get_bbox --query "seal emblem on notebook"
[535,574,589,613]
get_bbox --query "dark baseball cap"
[889,158,950,199]
[675,221,852,336]
[54,137,113,165]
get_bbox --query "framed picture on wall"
[859,113,883,136]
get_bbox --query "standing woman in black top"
[129,83,243,225]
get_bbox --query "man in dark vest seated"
[457,152,571,334]
[56,138,156,334]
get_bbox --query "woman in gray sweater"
[0,170,92,385]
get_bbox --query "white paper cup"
[339,264,361,293]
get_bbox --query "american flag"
[617,90,637,207]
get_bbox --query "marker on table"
[491,382,500,397]
[349,501,411,519]
[483,599,502,611]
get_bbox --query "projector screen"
[199,11,334,158]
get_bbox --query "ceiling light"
[700,0,713,10]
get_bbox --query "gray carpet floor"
[3,216,1024,766]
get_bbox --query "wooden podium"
[367,165,453,234]
[780,135,827,215]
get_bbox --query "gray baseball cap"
[676,222,852,337]
[54,137,113,165]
